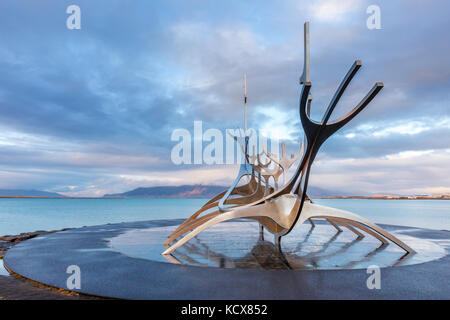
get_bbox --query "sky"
[0,0,449,197]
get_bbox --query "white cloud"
[60,166,237,197]
[310,148,450,195]
[256,106,299,141]
[307,0,362,23]
[343,116,450,139]
[385,150,434,160]
[345,133,356,139]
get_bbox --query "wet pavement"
[110,221,445,270]
[4,219,450,299]
[0,258,97,300]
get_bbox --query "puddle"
[0,258,11,276]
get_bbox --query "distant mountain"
[0,189,65,197]
[103,185,345,199]
[104,185,227,198]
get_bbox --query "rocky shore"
[0,229,71,254]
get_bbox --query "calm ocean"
[0,198,449,235]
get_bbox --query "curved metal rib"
[287,60,383,239]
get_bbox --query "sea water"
[0,198,448,235]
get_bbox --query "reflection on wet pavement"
[0,259,10,276]
[109,221,447,270]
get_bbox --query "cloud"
[255,106,299,141]
[0,1,449,196]
[344,116,450,138]
[310,148,450,195]
[307,0,363,23]
[59,166,237,197]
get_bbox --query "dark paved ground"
[4,219,449,300]
[0,228,100,300]
[0,272,98,300]
[0,254,98,300]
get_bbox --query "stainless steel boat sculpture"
[162,22,415,256]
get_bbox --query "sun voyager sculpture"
[162,22,415,257]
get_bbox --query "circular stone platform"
[4,219,450,299]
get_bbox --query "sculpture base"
[4,219,450,299]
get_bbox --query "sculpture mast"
[300,21,310,84]
[244,73,247,135]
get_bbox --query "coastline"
[0,196,449,200]
[317,196,450,200]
